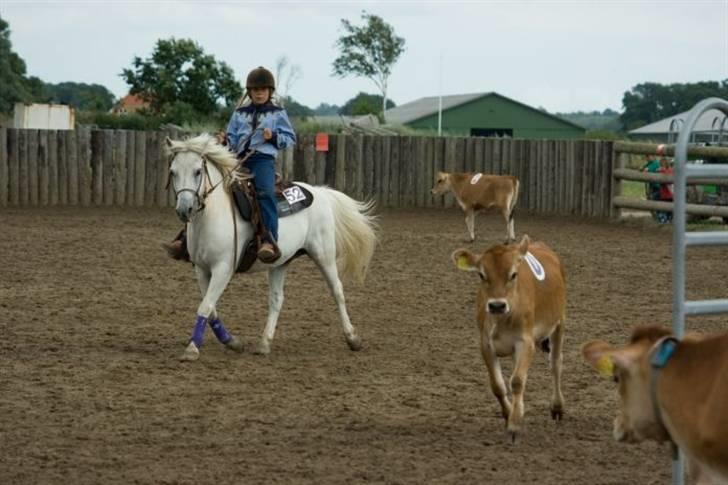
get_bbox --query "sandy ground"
[1,206,727,484]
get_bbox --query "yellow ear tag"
[595,355,614,377]
[457,255,471,271]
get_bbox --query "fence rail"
[0,128,615,217]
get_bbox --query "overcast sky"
[3,0,727,113]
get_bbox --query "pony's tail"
[323,189,379,284]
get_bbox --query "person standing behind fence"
[226,66,297,262]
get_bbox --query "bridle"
[168,151,256,217]
[166,131,260,216]
[167,154,215,215]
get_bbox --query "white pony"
[165,134,378,361]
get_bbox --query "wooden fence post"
[19,129,29,206]
[125,130,135,206]
[38,130,49,205]
[77,128,90,206]
[114,130,127,205]
[362,135,375,200]
[379,136,391,208]
[134,131,146,207]
[303,135,315,184]
[154,132,168,207]
[58,130,67,204]
[47,131,58,205]
[8,129,19,206]
[399,136,413,207]
[28,129,39,205]
[102,130,114,205]
[0,129,6,207]
[389,135,401,207]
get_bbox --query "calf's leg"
[508,338,535,440]
[549,322,565,420]
[479,328,511,421]
[464,208,476,242]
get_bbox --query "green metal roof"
[385,92,585,131]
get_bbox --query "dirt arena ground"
[2,205,727,484]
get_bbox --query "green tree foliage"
[339,92,395,116]
[44,82,116,111]
[314,103,341,116]
[280,96,313,119]
[0,15,46,113]
[556,109,622,132]
[621,80,728,130]
[121,38,242,116]
[332,12,405,120]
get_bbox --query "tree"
[280,96,313,119]
[121,38,242,116]
[45,82,116,112]
[0,15,46,113]
[339,92,395,116]
[314,103,341,116]
[274,55,302,99]
[332,11,405,121]
[620,80,728,130]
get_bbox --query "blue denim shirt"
[226,102,296,158]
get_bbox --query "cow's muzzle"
[487,299,509,315]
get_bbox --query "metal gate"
[671,97,728,484]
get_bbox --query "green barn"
[384,92,585,139]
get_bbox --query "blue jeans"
[245,153,278,242]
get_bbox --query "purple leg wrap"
[209,317,232,344]
[190,315,207,348]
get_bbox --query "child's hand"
[263,128,273,141]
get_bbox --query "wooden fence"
[0,128,616,218]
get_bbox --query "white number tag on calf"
[524,251,546,281]
[470,173,483,184]
[282,186,307,204]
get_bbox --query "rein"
[648,336,680,459]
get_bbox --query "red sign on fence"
[315,133,329,152]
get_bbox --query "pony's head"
[165,134,238,223]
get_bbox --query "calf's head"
[582,325,673,444]
[452,235,530,316]
[431,172,452,195]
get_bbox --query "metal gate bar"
[671,97,728,485]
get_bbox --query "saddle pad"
[276,184,314,217]
[233,182,314,223]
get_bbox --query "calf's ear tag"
[456,255,471,271]
[596,355,614,377]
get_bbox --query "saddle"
[231,170,314,273]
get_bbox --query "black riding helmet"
[246,66,275,91]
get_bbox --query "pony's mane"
[166,133,239,172]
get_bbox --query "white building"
[13,103,75,130]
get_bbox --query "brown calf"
[583,326,728,484]
[432,171,520,242]
[452,235,566,440]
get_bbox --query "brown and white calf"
[452,235,566,440]
[432,171,520,242]
[583,326,728,485]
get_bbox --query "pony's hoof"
[225,336,244,353]
[551,405,564,421]
[346,335,363,351]
[179,342,200,362]
[253,340,271,356]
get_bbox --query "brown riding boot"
[257,241,280,264]
[161,240,188,260]
[161,229,190,261]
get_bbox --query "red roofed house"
[112,94,150,115]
